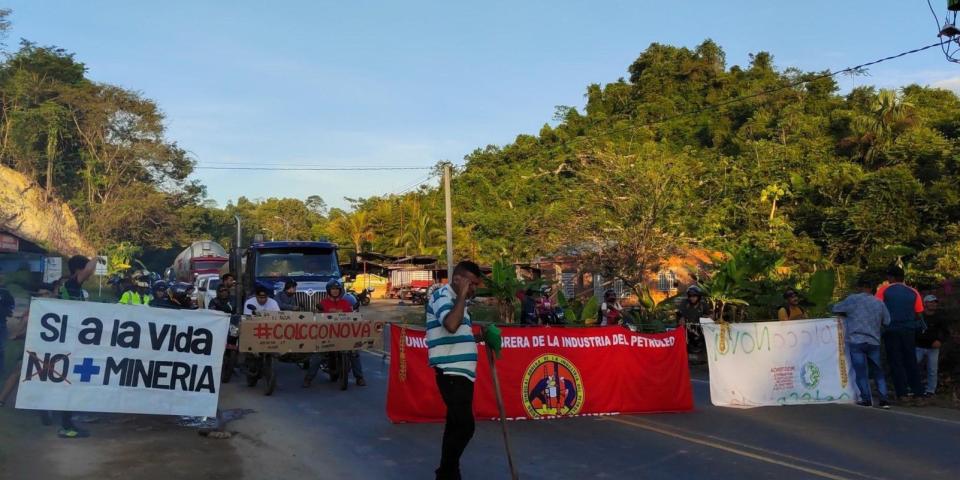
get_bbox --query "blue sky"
[6,1,960,209]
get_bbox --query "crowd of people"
[833,266,958,407]
[673,265,958,407]
[0,254,375,440]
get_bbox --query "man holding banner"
[832,276,892,408]
[427,261,484,480]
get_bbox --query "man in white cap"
[917,294,950,397]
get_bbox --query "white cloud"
[933,76,960,94]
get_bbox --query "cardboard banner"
[16,298,229,417]
[701,318,856,408]
[238,311,385,354]
[387,324,693,423]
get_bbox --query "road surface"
[2,300,959,479]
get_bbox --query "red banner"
[386,324,693,423]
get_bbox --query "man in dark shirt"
[917,295,950,397]
[208,285,234,314]
[57,255,97,439]
[276,279,299,311]
[520,288,538,325]
[875,266,924,401]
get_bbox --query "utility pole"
[234,215,243,310]
[443,162,454,282]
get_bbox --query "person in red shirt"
[303,280,365,387]
[319,280,353,313]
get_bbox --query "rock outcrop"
[0,164,94,256]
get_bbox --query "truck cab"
[243,241,346,312]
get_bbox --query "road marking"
[690,377,960,427]
[605,416,873,480]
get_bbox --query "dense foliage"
[2,5,958,298]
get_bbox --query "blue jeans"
[847,342,888,403]
[916,347,940,394]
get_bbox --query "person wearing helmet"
[152,282,196,309]
[170,282,198,309]
[319,279,353,312]
[677,285,711,355]
[149,281,174,308]
[600,289,623,326]
[304,280,365,387]
[119,271,152,306]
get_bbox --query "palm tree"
[854,89,915,166]
[395,202,443,255]
[330,210,374,254]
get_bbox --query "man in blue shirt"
[875,266,925,401]
[427,261,484,480]
[832,276,892,408]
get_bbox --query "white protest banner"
[701,318,855,408]
[16,298,229,417]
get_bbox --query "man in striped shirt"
[427,260,484,480]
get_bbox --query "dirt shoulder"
[0,409,244,480]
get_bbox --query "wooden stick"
[486,345,520,480]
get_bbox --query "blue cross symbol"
[73,357,101,383]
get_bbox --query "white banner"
[16,298,229,417]
[701,318,856,408]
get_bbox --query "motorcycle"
[350,286,374,306]
[536,297,566,325]
[409,287,428,305]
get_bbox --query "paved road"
[3,300,960,479]
[215,351,960,480]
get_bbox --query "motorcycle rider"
[208,284,235,314]
[303,280,366,387]
[152,282,197,309]
[118,270,152,306]
[676,285,711,354]
[148,281,170,308]
[276,279,299,311]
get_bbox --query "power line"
[390,173,437,196]
[194,165,433,171]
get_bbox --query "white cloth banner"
[16,298,229,417]
[701,317,856,408]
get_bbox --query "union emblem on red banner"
[521,354,584,418]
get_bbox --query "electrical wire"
[194,165,433,171]
[390,173,437,196]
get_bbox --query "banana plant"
[557,290,600,325]
[476,258,542,323]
